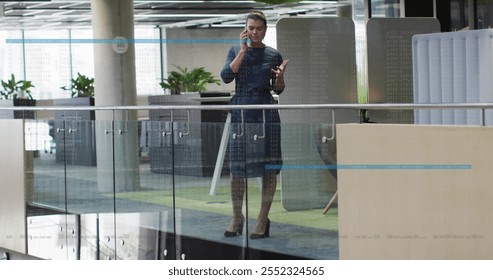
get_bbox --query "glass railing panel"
[62,119,108,214]
[24,107,343,260]
[138,119,175,260]
[28,119,66,211]
[112,119,174,260]
[72,119,115,260]
[16,105,493,261]
[28,117,116,260]
[27,118,74,259]
[243,120,339,260]
[172,120,246,260]
[0,118,50,258]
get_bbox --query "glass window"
[0,30,24,84]
[23,30,71,100]
[3,26,162,99]
[450,0,469,31]
[477,0,493,29]
[371,0,402,18]
[135,27,161,96]
[450,0,492,30]
[70,28,95,97]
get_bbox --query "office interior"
[0,0,493,260]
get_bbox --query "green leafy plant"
[159,70,183,95]
[0,74,35,100]
[159,66,220,94]
[61,72,94,97]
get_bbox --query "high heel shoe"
[224,217,244,237]
[250,219,270,239]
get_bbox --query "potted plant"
[159,70,182,95]
[56,72,95,120]
[0,73,35,100]
[0,74,36,119]
[61,72,94,98]
[159,65,220,95]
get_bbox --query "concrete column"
[91,0,140,192]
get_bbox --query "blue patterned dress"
[221,45,284,177]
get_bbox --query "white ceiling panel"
[0,0,348,30]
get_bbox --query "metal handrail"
[3,103,493,112]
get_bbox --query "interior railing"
[1,102,492,260]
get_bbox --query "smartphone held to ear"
[240,29,251,45]
[240,38,251,45]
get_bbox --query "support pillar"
[91,0,140,192]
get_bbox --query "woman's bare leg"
[226,176,246,233]
[253,171,277,235]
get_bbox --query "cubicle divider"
[276,17,358,211]
[367,17,441,123]
[413,29,493,125]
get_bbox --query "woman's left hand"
[272,60,289,93]
[271,60,289,80]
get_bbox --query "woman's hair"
[246,11,267,27]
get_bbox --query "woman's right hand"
[230,29,249,73]
[240,29,249,51]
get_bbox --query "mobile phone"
[241,29,251,45]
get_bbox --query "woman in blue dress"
[221,11,289,239]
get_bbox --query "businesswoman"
[221,11,289,239]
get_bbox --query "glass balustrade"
[11,104,492,260]
[16,108,342,260]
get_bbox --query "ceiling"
[0,0,351,30]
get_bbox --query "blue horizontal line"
[265,164,472,170]
[6,38,238,44]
